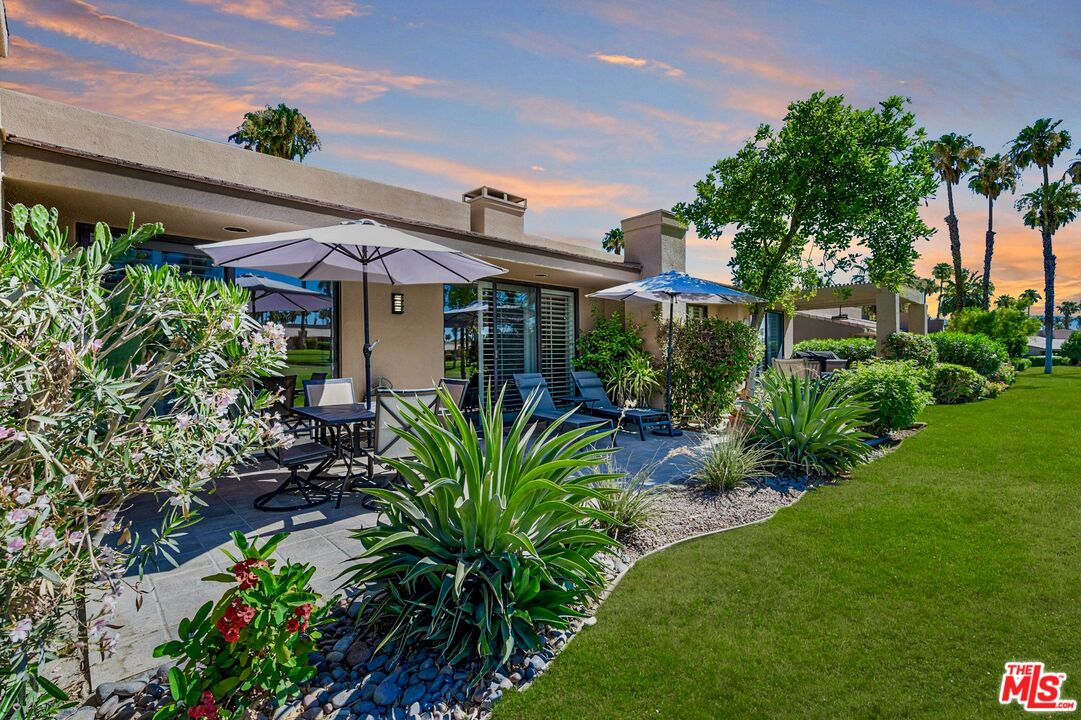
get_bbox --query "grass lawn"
[496,367,1081,719]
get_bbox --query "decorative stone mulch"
[75,463,882,720]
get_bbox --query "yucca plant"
[609,350,661,407]
[339,387,619,677]
[744,370,873,478]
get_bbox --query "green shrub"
[341,388,617,676]
[792,337,877,362]
[594,462,665,541]
[575,307,645,383]
[153,532,330,719]
[950,307,1040,359]
[1061,332,1081,366]
[687,429,774,492]
[929,331,1007,377]
[831,360,932,434]
[931,363,987,404]
[1012,357,1032,372]
[882,332,937,368]
[661,316,762,427]
[987,361,1017,386]
[609,350,661,407]
[745,371,873,478]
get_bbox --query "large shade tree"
[228,103,322,161]
[930,133,984,314]
[967,154,1017,310]
[674,92,937,326]
[1010,118,1073,373]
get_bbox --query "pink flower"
[6,537,26,553]
[35,526,59,548]
[6,508,32,524]
[58,340,75,353]
[8,617,32,643]
[89,339,104,352]
[14,489,32,506]
[0,426,25,442]
[175,414,193,430]
[68,531,85,545]
[62,474,79,488]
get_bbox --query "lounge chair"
[511,373,615,443]
[571,370,673,441]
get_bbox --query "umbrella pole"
[655,293,682,437]
[363,266,372,405]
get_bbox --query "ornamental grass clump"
[745,370,873,478]
[0,206,288,716]
[153,532,330,720]
[688,429,773,493]
[593,462,665,541]
[339,388,619,677]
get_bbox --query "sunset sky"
[3,0,1080,311]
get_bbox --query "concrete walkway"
[92,428,698,686]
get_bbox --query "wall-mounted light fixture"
[391,292,405,314]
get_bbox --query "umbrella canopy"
[236,274,332,313]
[442,300,487,328]
[196,219,505,283]
[588,271,764,437]
[587,270,764,304]
[197,219,505,401]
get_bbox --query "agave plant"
[609,350,661,407]
[339,387,619,676]
[744,370,873,478]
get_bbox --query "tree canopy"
[674,92,937,317]
[228,103,322,161]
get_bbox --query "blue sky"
[4,0,1081,306]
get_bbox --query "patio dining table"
[288,402,378,509]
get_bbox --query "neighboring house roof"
[1029,336,1066,353]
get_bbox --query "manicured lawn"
[496,367,1081,719]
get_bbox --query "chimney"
[463,186,526,240]
[621,209,687,276]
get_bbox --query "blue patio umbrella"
[588,271,764,435]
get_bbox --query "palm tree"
[967,154,1017,310]
[1058,300,1081,330]
[938,268,993,317]
[994,294,1016,309]
[931,133,984,314]
[601,227,624,254]
[228,103,322,161]
[1010,118,1073,373]
[1018,288,1042,314]
[1066,150,1081,183]
[931,262,953,318]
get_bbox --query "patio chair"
[794,350,850,375]
[439,377,471,410]
[571,370,672,441]
[303,377,355,406]
[254,374,310,437]
[255,439,335,511]
[511,373,615,443]
[360,387,440,488]
[772,358,818,379]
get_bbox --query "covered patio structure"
[793,282,929,355]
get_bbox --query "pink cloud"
[590,52,684,78]
[185,0,370,34]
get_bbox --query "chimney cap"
[463,186,527,209]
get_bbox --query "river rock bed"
[74,481,800,720]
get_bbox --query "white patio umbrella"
[198,219,506,401]
[588,270,764,435]
[236,274,332,313]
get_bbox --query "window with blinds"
[539,289,575,401]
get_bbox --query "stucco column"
[876,287,901,355]
[906,300,928,335]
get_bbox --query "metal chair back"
[304,377,355,406]
[373,387,439,461]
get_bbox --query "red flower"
[187,691,221,720]
[230,558,268,590]
[286,617,300,633]
[215,597,257,643]
[294,604,312,619]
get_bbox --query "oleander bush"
[660,316,762,427]
[1061,332,1081,366]
[152,532,330,720]
[831,360,932,435]
[931,363,987,404]
[882,332,938,368]
[0,206,287,717]
[929,331,1008,377]
[791,337,877,362]
[340,388,618,677]
[744,371,873,478]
